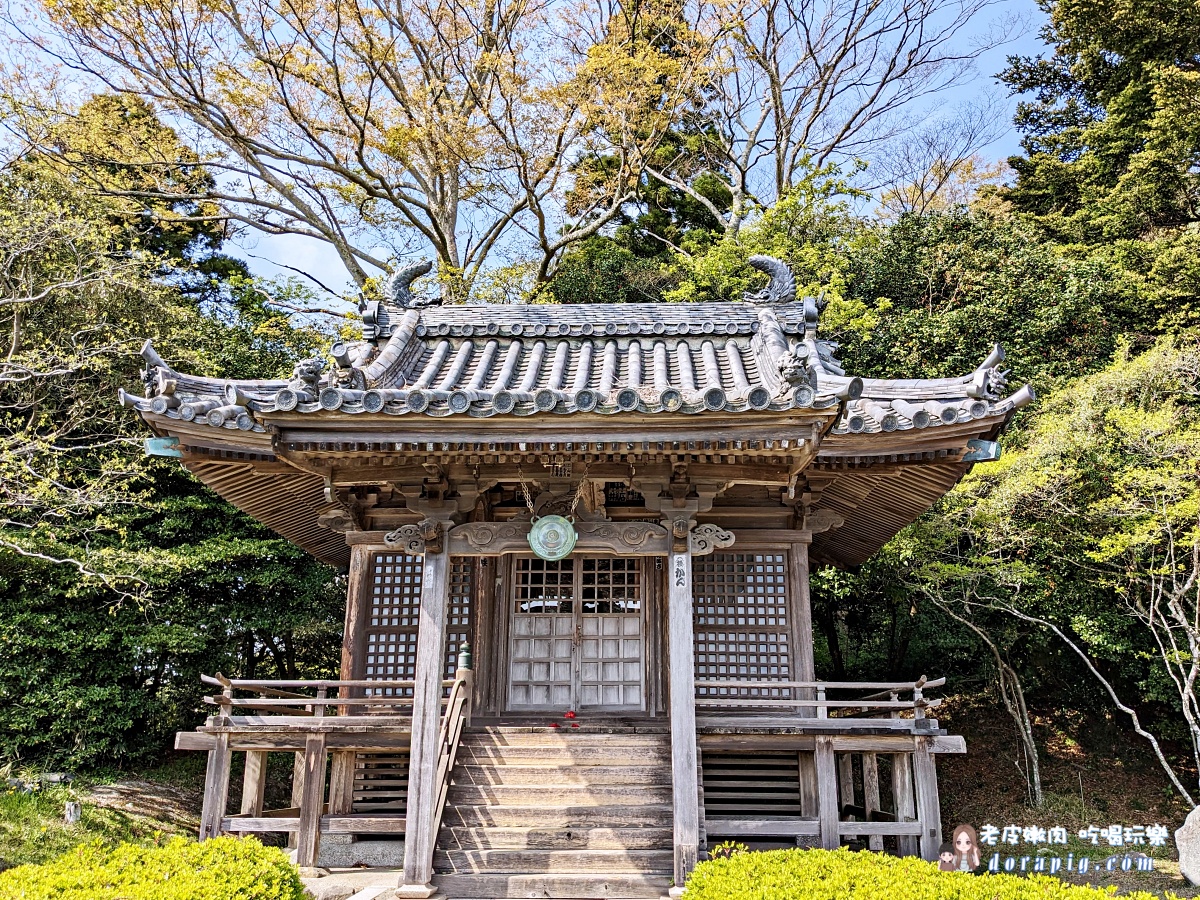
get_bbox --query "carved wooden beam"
[687,523,735,556]
[446,519,669,556]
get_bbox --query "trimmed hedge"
[0,836,305,900]
[682,848,1177,900]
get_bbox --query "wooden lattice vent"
[692,553,792,699]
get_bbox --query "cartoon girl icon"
[952,824,981,871]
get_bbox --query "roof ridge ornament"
[382,260,437,309]
[742,255,796,305]
[360,260,438,343]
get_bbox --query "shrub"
[0,836,305,900]
[682,848,1177,900]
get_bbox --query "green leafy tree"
[1000,0,1200,241]
[946,334,1200,804]
[0,97,339,768]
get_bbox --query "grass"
[0,779,193,869]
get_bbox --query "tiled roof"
[122,298,1031,431]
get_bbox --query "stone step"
[452,764,670,786]
[446,784,673,807]
[434,849,674,875]
[438,826,673,851]
[442,803,674,829]
[435,873,673,899]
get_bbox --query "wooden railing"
[430,664,473,856]
[695,676,944,720]
[200,674,457,718]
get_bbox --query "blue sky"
[233,0,1051,297]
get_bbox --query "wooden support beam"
[668,548,700,889]
[295,734,328,869]
[328,751,356,816]
[340,544,374,694]
[913,738,942,861]
[813,736,839,851]
[837,753,855,808]
[863,753,883,852]
[400,537,451,898]
[798,750,818,820]
[288,751,305,851]
[331,545,374,821]
[240,750,268,817]
[838,753,857,841]
[892,752,918,857]
[788,543,816,691]
[199,733,231,841]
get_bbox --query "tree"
[23,0,714,297]
[644,0,1018,237]
[0,98,341,768]
[1000,0,1200,241]
[870,99,1011,219]
[960,334,1200,804]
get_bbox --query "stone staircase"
[434,727,675,899]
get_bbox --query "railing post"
[816,685,828,719]
[314,685,328,718]
[295,733,328,871]
[814,735,839,850]
[862,753,883,851]
[458,641,474,727]
[913,737,942,861]
[240,751,268,817]
[400,520,452,899]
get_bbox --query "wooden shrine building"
[122,256,1032,899]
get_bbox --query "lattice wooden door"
[508,557,645,711]
[578,558,644,708]
[508,558,575,709]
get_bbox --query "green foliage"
[0,836,305,900]
[0,97,339,770]
[0,782,190,868]
[1000,1,1200,241]
[545,237,673,304]
[682,848,1175,900]
[838,210,1134,388]
[664,164,883,333]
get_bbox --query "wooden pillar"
[341,544,373,685]
[400,537,451,897]
[913,737,942,861]
[798,750,818,819]
[863,753,883,852]
[667,547,700,889]
[838,753,858,842]
[837,754,854,810]
[240,750,268,817]
[199,733,231,841]
[328,544,373,816]
[295,734,328,869]
[788,542,816,690]
[789,542,820,823]
[813,735,839,850]
[893,751,918,857]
